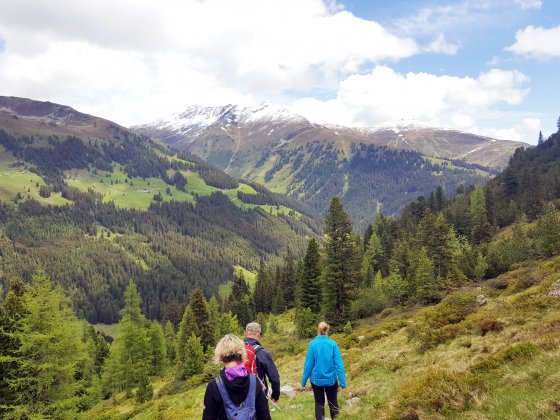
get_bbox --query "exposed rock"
[286,404,303,410]
[548,280,560,297]
[347,397,361,407]
[280,385,296,397]
[357,335,365,341]
[476,294,488,306]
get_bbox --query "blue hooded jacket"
[301,335,346,388]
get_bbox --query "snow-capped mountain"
[133,103,529,228]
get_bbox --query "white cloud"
[424,34,460,55]
[291,66,530,135]
[506,25,560,59]
[513,0,542,10]
[482,117,541,142]
[0,0,419,125]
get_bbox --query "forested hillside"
[0,97,320,323]
[2,118,558,418]
[135,104,525,230]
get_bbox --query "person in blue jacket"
[301,321,347,419]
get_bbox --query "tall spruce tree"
[177,305,197,377]
[189,288,213,350]
[163,320,177,364]
[299,238,321,313]
[538,130,544,145]
[253,258,270,313]
[148,321,167,375]
[283,248,297,308]
[322,197,360,326]
[469,185,492,244]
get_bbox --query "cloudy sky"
[0,0,559,143]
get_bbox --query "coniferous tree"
[283,248,297,308]
[189,288,213,350]
[6,271,91,418]
[469,185,492,244]
[178,334,204,380]
[207,296,221,345]
[177,305,197,375]
[103,281,152,400]
[148,321,167,375]
[299,238,321,313]
[361,232,383,287]
[322,197,360,326]
[253,258,270,313]
[538,131,544,145]
[535,202,560,256]
[163,320,177,364]
[0,279,26,411]
[414,247,436,303]
[218,312,241,336]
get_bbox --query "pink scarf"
[225,363,248,381]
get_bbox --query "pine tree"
[557,115,560,132]
[218,312,241,336]
[177,305,197,374]
[148,321,167,375]
[103,281,152,399]
[253,258,269,313]
[6,271,90,418]
[536,202,560,256]
[473,252,489,281]
[0,279,26,410]
[469,185,492,244]
[323,197,360,326]
[207,296,220,345]
[189,288,213,350]
[283,248,297,308]
[538,130,544,145]
[361,232,383,287]
[179,334,204,379]
[414,247,436,303]
[299,238,321,313]
[163,320,177,364]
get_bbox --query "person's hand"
[272,399,279,404]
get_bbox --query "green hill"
[86,255,560,419]
[0,97,320,323]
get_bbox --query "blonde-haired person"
[301,322,347,419]
[202,334,271,420]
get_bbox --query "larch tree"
[6,271,90,419]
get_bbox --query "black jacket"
[202,369,272,420]
[244,337,281,401]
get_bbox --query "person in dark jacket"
[244,322,281,404]
[301,321,347,420]
[203,334,271,420]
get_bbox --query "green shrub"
[349,286,388,319]
[389,370,486,419]
[470,342,539,373]
[421,291,478,329]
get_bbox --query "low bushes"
[389,370,486,419]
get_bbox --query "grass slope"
[87,256,560,419]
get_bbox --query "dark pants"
[311,382,339,419]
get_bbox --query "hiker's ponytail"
[317,322,330,336]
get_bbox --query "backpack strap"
[215,376,235,414]
[245,374,257,410]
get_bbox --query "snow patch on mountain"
[138,102,308,136]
